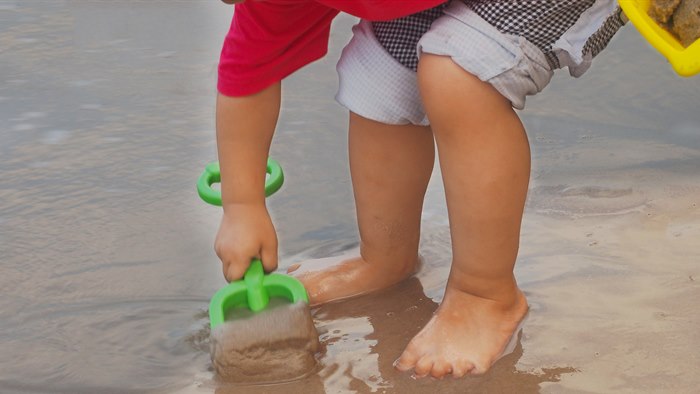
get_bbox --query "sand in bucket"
[650,0,700,47]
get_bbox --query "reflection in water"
[210,277,578,394]
[2,1,700,393]
[317,316,386,393]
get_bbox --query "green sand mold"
[208,259,309,329]
[197,158,310,329]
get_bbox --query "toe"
[451,360,474,378]
[469,360,491,376]
[394,347,420,372]
[430,360,452,379]
[286,263,300,273]
[393,357,414,372]
[413,356,434,378]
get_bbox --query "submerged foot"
[287,251,419,306]
[394,285,528,379]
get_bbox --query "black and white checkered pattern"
[582,8,627,59]
[372,5,447,71]
[372,0,623,71]
[468,0,596,53]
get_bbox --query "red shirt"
[218,0,446,96]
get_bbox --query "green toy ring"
[197,158,284,206]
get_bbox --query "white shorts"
[336,1,556,126]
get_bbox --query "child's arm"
[214,82,281,281]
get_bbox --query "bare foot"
[394,285,528,378]
[287,250,419,306]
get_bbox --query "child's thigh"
[336,20,429,127]
[417,2,554,110]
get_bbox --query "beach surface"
[1,1,699,393]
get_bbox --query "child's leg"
[288,112,434,305]
[394,53,530,378]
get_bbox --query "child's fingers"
[260,239,278,273]
[218,246,256,281]
[223,258,249,282]
[215,243,244,281]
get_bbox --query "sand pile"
[210,301,320,383]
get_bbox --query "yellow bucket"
[619,0,700,77]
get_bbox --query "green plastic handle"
[243,259,268,312]
[199,158,311,329]
[197,158,284,206]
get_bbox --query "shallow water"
[1,1,699,393]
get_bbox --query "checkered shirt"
[372,0,624,71]
[372,5,447,72]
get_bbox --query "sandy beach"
[1,1,699,393]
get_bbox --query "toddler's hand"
[214,202,278,281]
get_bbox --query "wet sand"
[1,1,699,394]
[210,301,319,383]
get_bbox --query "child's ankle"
[446,273,522,305]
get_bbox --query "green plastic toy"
[197,158,284,206]
[198,158,309,329]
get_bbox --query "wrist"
[221,199,266,213]
[220,181,266,208]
